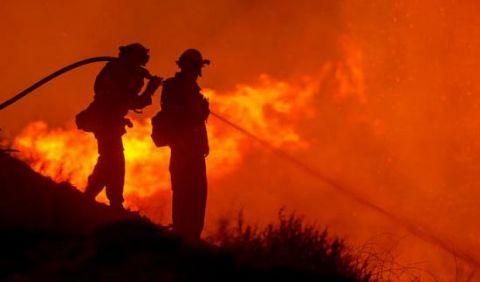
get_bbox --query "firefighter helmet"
[177,49,210,67]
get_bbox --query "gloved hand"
[146,76,163,94]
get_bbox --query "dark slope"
[0,152,366,281]
[0,151,138,233]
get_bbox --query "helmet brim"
[176,59,211,66]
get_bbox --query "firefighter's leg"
[171,151,207,241]
[170,150,191,238]
[189,155,207,239]
[172,182,190,237]
[104,137,125,209]
[84,138,108,200]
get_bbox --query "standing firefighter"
[160,49,210,240]
[76,43,162,209]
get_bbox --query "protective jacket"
[160,72,209,153]
[77,59,152,135]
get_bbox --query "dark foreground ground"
[0,151,370,281]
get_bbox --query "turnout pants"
[170,149,207,241]
[84,132,125,207]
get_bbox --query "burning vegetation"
[11,66,342,221]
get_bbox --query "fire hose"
[0,57,116,111]
[0,57,479,268]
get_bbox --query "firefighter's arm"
[200,95,210,121]
[131,76,163,109]
[143,76,163,97]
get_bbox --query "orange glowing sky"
[2,1,480,280]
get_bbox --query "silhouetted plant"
[209,209,373,281]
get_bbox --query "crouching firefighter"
[153,49,210,240]
[76,43,162,210]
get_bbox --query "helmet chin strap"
[0,56,116,111]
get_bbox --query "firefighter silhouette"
[78,43,162,209]
[161,49,210,240]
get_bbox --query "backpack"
[151,110,171,147]
[75,103,100,132]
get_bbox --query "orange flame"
[12,38,366,225]
[13,69,343,216]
